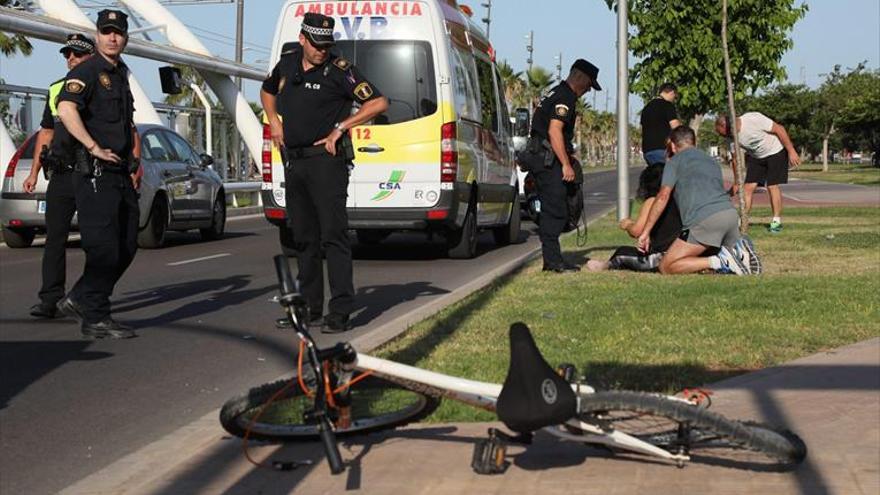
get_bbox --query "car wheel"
[138,197,168,249]
[199,195,226,241]
[492,195,522,246]
[447,201,478,259]
[2,226,36,248]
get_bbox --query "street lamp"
[554,52,562,81]
[481,0,491,38]
[525,30,534,72]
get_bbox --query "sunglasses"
[64,50,90,59]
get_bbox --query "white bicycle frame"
[352,353,690,464]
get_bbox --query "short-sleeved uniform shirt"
[736,112,783,159]
[661,147,733,229]
[57,55,135,158]
[262,50,383,148]
[40,78,78,161]
[530,82,578,153]
[640,97,678,152]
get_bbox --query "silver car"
[0,124,226,248]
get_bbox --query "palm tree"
[0,0,32,57]
[525,66,553,109]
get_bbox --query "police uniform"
[262,13,383,331]
[29,35,95,319]
[528,59,601,272]
[56,10,139,338]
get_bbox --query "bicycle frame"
[342,351,689,464]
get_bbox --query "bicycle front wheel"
[220,375,440,442]
[578,391,807,470]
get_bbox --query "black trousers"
[608,246,663,272]
[532,162,567,266]
[39,171,77,305]
[284,153,354,316]
[70,172,139,323]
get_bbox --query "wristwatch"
[333,122,348,134]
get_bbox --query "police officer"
[24,34,94,319]
[55,10,141,339]
[528,59,601,273]
[261,13,388,332]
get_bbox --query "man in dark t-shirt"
[640,83,681,166]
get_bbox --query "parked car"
[0,124,225,248]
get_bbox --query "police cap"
[59,33,95,56]
[571,59,602,91]
[96,9,128,35]
[301,13,335,47]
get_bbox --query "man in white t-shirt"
[715,112,801,233]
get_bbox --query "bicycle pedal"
[471,437,509,475]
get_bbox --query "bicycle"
[219,255,807,475]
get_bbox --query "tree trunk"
[822,123,834,172]
[689,114,703,133]
[721,0,749,234]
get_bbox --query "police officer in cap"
[528,59,601,272]
[25,34,94,319]
[55,9,142,339]
[261,13,388,332]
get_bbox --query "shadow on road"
[350,281,449,327]
[111,275,276,329]
[0,341,112,410]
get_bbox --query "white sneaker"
[717,246,747,275]
[734,236,762,275]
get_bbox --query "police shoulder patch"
[333,57,351,70]
[65,79,86,94]
[354,82,374,101]
[555,104,570,118]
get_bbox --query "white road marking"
[167,253,231,266]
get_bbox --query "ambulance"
[261,0,521,258]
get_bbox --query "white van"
[261,0,520,258]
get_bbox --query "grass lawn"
[374,205,880,423]
[790,162,880,187]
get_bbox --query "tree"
[496,59,526,110]
[604,0,807,124]
[721,0,748,232]
[814,64,880,168]
[0,0,33,57]
[525,66,553,109]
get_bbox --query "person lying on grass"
[586,162,682,273]
[637,126,758,275]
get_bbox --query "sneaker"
[768,220,783,233]
[716,246,747,275]
[734,236,762,275]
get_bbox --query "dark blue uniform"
[530,82,578,269]
[262,45,382,325]
[35,79,78,311]
[57,54,139,327]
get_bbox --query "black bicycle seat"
[496,322,577,433]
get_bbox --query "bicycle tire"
[220,375,440,441]
[577,391,807,469]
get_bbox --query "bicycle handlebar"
[273,255,298,300]
[318,416,345,474]
[273,254,346,475]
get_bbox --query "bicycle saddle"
[496,322,577,433]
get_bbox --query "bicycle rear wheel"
[220,375,440,441]
[577,391,807,470]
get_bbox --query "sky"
[1,0,879,124]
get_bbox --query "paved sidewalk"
[61,338,880,495]
[721,171,880,208]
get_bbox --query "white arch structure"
[37,0,162,125]
[117,0,262,167]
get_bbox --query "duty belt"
[95,159,132,174]
[285,145,327,160]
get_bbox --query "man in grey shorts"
[637,126,758,275]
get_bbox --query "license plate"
[37,200,46,214]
